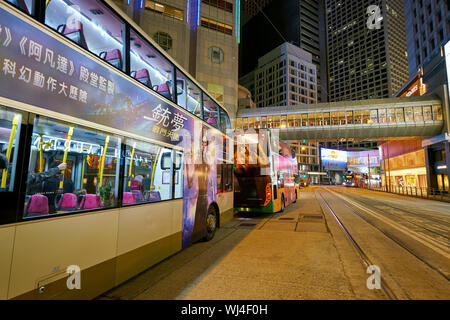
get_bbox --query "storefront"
[423,134,450,192]
[379,140,428,190]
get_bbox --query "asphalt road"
[99,186,450,300]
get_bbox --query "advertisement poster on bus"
[0,6,220,248]
[0,7,191,147]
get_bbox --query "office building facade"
[246,43,318,108]
[325,0,409,101]
[404,0,450,78]
[239,0,328,102]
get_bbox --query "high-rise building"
[112,0,240,116]
[242,0,273,18]
[239,0,328,102]
[241,42,318,108]
[325,0,409,101]
[403,0,450,78]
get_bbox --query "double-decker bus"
[234,129,299,213]
[342,171,368,187]
[0,0,234,299]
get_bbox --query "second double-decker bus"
[0,0,234,299]
[234,129,299,214]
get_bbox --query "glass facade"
[235,104,443,129]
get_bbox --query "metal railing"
[367,184,450,202]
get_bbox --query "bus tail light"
[264,183,272,206]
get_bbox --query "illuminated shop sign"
[398,75,425,97]
[0,6,192,146]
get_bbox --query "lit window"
[145,1,184,20]
[201,17,233,35]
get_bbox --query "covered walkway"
[235,95,445,140]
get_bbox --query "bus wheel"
[280,194,285,212]
[204,206,217,241]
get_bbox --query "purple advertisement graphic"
[0,6,220,248]
[0,7,191,145]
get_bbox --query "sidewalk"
[100,188,383,300]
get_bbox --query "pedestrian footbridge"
[235,95,445,140]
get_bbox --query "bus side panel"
[217,191,233,227]
[8,210,119,299]
[272,187,283,213]
[0,226,15,299]
[115,200,182,285]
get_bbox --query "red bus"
[343,171,368,187]
[234,129,299,213]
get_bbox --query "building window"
[145,1,184,20]
[200,17,233,35]
[153,32,173,51]
[208,46,224,64]
[202,0,233,13]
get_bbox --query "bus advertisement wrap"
[0,6,222,248]
[0,7,189,146]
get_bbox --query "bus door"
[152,148,173,200]
[174,151,183,199]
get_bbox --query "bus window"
[130,30,174,100]
[123,139,173,204]
[432,105,443,121]
[5,0,33,14]
[223,164,233,192]
[220,108,231,132]
[261,116,267,128]
[0,107,23,192]
[203,95,219,128]
[24,116,121,218]
[176,70,202,117]
[45,0,125,71]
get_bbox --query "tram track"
[314,191,397,300]
[333,189,450,238]
[319,188,450,290]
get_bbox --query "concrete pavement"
[99,189,385,300]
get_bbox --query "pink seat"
[79,194,103,210]
[57,20,88,50]
[132,68,152,87]
[56,193,78,211]
[99,49,122,69]
[131,190,144,202]
[153,82,172,100]
[122,192,136,205]
[145,190,161,202]
[25,194,49,216]
[206,113,217,125]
